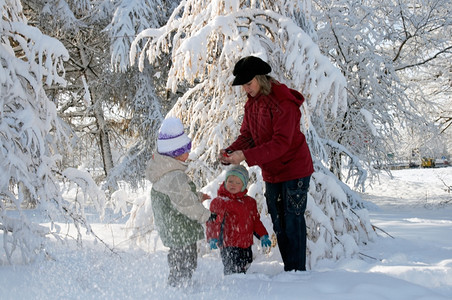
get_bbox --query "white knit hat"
[157,117,192,157]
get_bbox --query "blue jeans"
[265,176,310,271]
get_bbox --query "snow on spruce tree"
[103,0,176,189]
[0,0,106,264]
[130,0,376,268]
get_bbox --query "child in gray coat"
[146,117,211,287]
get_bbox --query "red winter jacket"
[228,81,314,183]
[206,183,268,249]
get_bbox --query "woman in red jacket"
[220,56,314,272]
[206,165,271,275]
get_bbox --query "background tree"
[21,0,178,190]
[23,0,119,182]
[0,0,105,264]
[311,0,452,174]
[103,0,181,189]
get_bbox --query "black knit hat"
[232,56,272,86]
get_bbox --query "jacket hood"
[145,152,188,183]
[270,82,305,107]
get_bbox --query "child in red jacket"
[206,165,271,275]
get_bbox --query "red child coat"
[206,183,268,249]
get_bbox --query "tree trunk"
[19,182,36,209]
[78,46,114,177]
[93,102,114,176]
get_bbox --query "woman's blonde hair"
[255,75,278,96]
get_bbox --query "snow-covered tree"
[103,65,165,189]
[22,0,172,189]
[311,0,452,169]
[22,0,119,181]
[130,0,376,268]
[103,0,180,189]
[1,0,105,263]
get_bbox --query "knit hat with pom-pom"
[157,117,191,158]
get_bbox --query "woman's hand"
[219,149,228,165]
[221,150,245,165]
[219,149,233,165]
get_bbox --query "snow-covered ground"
[1,167,451,299]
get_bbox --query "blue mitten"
[261,235,271,248]
[209,238,218,250]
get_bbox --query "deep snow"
[1,167,451,300]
